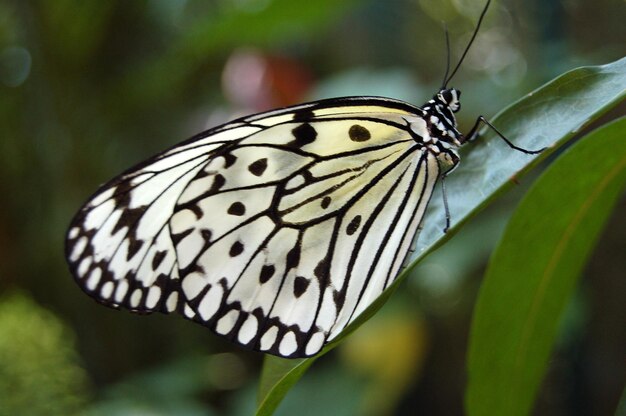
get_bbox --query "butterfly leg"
[441,173,451,233]
[464,116,546,154]
[439,153,459,233]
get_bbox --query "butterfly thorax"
[404,88,463,170]
[422,87,462,141]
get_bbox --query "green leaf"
[257,58,626,416]
[466,117,626,416]
[256,356,317,416]
[417,56,626,255]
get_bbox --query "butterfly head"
[435,88,461,113]
[417,88,463,148]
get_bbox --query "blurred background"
[0,0,624,414]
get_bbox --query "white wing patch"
[66,97,445,358]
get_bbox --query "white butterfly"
[66,91,466,356]
[65,0,539,358]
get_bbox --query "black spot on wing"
[228,202,246,216]
[229,241,244,257]
[222,153,237,168]
[348,124,371,142]
[126,238,144,260]
[293,276,310,298]
[285,244,301,270]
[314,256,330,282]
[333,289,346,309]
[112,181,133,208]
[248,158,268,176]
[201,229,212,243]
[211,174,226,193]
[346,215,361,235]
[259,264,276,283]
[321,196,331,209]
[151,250,166,270]
[289,123,317,148]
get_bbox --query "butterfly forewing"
[66,97,440,357]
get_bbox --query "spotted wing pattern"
[66,97,441,357]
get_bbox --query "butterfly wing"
[65,122,261,315]
[66,97,440,357]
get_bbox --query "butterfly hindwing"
[65,123,255,315]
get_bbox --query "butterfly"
[65,0,541,358]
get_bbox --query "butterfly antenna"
[441,22,451,89]
[443,0,491,87]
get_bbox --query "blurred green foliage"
[0,292,89,415]
[0,0,624,415]
[84,353,249,416]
